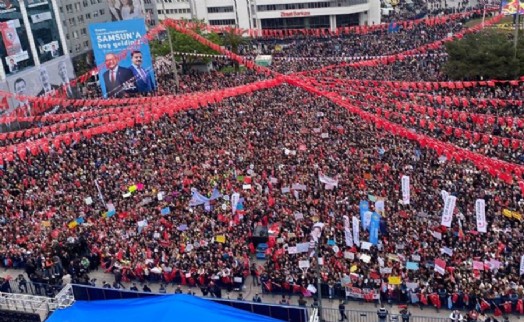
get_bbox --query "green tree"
[150,19,223,72]
[444,29,522,80]
[220,29,248,72]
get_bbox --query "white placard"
[299,260,310,269]
[84,197,93,205]
[401,176,410,205]
[281,187,290,194]
[441,195,457,227]
[476,199,487,233]
[380,267,392,274]
[243,184,252,190]
[344,252,354,260]
[360,241,372,250]
[352,216,360,246]
[288,246,298,254]
[360,254,371,263]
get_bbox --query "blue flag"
[359,200,370,230]
[369,212,380,245]
[161,207,171,216]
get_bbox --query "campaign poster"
[6,56,75,115]
[24,0,63,64]
[0,0,35,76]
[89,19,156,98]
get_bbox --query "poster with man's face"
[6,56,75,111]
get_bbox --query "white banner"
[401,176,410,204]
[441,195,457,227]
[231,192,240,214]
[475,199,487,233]
[520,255,524,276]
[319,173,339,187]
[352,216,360,247]
[441,190,449,203]
[343,215,353,247]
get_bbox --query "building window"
[81,27,87,35]
[73,30,79,38]
[78,15,84,23]
[99,9,105,15]
[83,40,89,48]
[85,13,91,19]
[209,19,235,26]
[66,4,73,13]
[207,6,234,13]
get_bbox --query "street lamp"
[311,223,325,322]
[160,0,179,91]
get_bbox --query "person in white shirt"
[450,310,464,322]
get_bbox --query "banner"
[401,175,410,204]
[475,199,487,233]
[369,212,380,245]
[435,258,446,275]
[344,287,379,300]
[352,216,360,247]
[441,195,456,227]
[319,173,338,187]
[501,0,524,15]
[89,19,156,98]
[359,200,370,230]
[0,20,22,56]
[520,255,524,275]
[343,215,353,247]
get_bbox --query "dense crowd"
[1,8,523,319]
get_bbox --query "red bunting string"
[312,78,523,110]
[297,14,504,76]
[328,87,524,157]
[285,75,524,183]
[0,79,283,161]
[317,77,522,91]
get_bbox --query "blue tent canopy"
[46,294,285,322]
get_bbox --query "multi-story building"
[156,0,380,30]
[56,0,159,58]
[0,0,77,112]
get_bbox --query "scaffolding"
[0,284,75,322]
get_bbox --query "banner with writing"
[441,195,456,227]
[475,199,487,233]
[401,176,410,204]
[369,212,380,245]
[352,216,360,247]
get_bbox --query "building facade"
[56,0,159,58]
[157,0,380,30]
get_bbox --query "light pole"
[311,223,324,322]
[160,0,179,91]
[315,241,323,322]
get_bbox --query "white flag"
[352,216,360,247]
[441,195,456,227]
[343,215,353,247]
[520,255,524,275]
[401,176,410,204]
[475,199,487,233]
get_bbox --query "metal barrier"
[307,308,449,322]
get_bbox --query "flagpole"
[515,1,520,58]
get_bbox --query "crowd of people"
[0,7,523,321]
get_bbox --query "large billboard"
[88,19,156,98]
[6,56,76,116]
[0,0,35,77]
[24,0,64,64]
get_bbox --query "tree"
[444,29,523,80]
[220,29,248,72]
[149,19,223,72]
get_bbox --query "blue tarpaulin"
[46,294,285,322]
